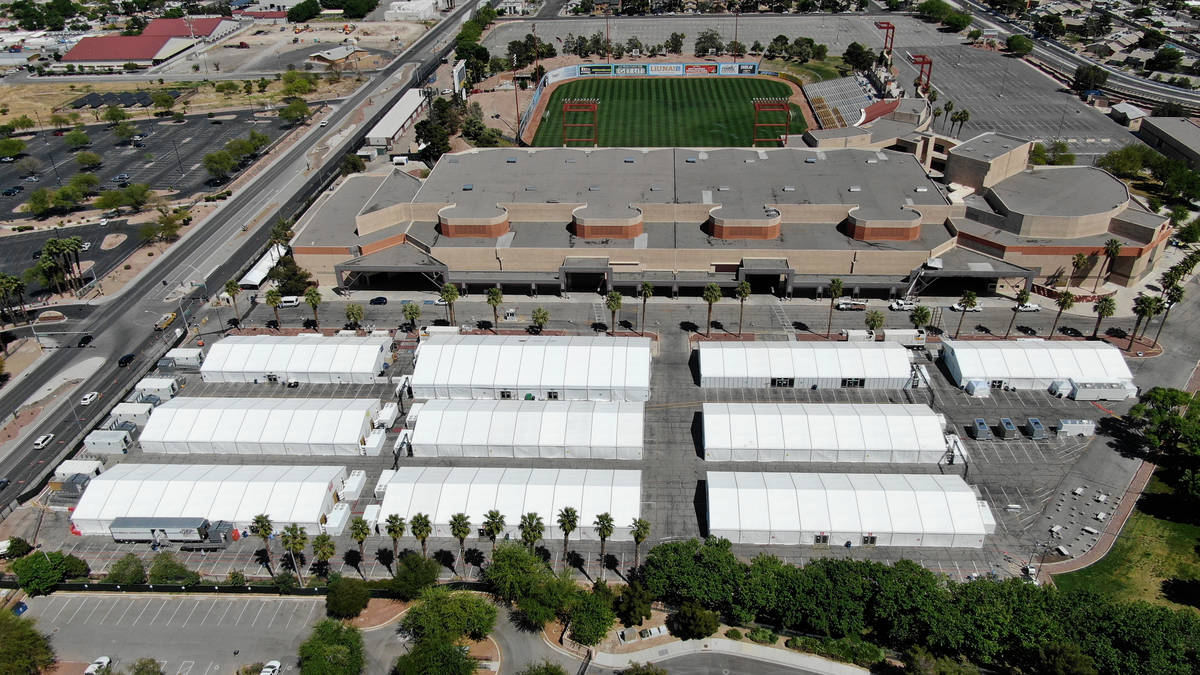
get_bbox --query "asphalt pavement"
[0,221,140,299]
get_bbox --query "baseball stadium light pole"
[733,7,740,60]
[513,54,521,141]
[605,7,611,64]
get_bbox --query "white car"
[81,241,91,252]
[951,303,982,312]
[80,391,99,406]
[32,434,55,449]
[888,299,917,311]
[1014,303,1041,312]
[259,661,281,675]
[84,656,111,674]
[433,298,448,305]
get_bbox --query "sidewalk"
[589,637,866,674]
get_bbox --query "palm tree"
[264,289,282,326]
[345,303,364,328]
[410,513,432,558]
[385,514,406,559]
[1050,290,1075,339]
[638,281,654,335]
[1071,253,1089,286]
[605,290,622,334]
[1159,268,1183,297]
[518,512,544,552]
[941,100,954,131]
[734,280,751,337]
[932,108,943,129]
[252,514,273,573]
[63,236,84,289]
[826,278,843,338]
[556,507,578,565]
[280,524,308,586]
[482,510,505,554]
[1096,239,1121,292]
[531,306,550,333]
[311,533,335,578]
[955,109,970,136]
[1152,284,1183,347]
[631,517,650,570]
[349,516,370,557]
[1092,296,1116,338]
[449,513,471,576]
[702,282,722,337]
[224,280,242,321]
[485,287,503,332]
[1129,295,1156,350]
[864,309,884,333]
[594,512,614,580]
[439,283,459,324]
[303,286,321,326]
[909,305,931,330]
[402,302,421,332]
[1005,288,1030,338]
[954,290,977,338]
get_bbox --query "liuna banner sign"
[574,62,759,77]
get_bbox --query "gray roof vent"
[589,185,601,191]
[447,157,459,164]
[565,158,577,163]
[650,184,663,191]
[848,185,862,193]
[624,157,636,163]
[525,186,537,191]
[804,157,817,164]
[914,186,929,193]
[744,159,756,164]
[717,185,730,191]
[685,157,697,164]
[866,159,878,164]
[782,186,796,192]
[462,184,474,191]
[505,157,517,164]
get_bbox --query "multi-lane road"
[0,0,485,507]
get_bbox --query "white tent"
[698,342,912,389]
[410,400,643,460]
[379,467,641,541]
[237,244,287,289]
[71,463,347,536]
[706,472,991,548]
[941,338,1136,400]
[703,403,947,463]
[200,335,391,384]
[139,397,382,456]
[411,335,651,402]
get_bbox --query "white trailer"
[110,402,154,426]
[54,459,103,480]
[164,348,204,369]
[1057,419,1096,437]
[135,377,179,401]
[83,430,132,455]
[883,328,926,348]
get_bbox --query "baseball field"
[530,77,805,147]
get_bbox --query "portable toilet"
[1026,417,1047,440]
[998,417,1018,439]
[970,418,993,440]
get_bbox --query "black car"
[369,296,388,305]
[1,187,19,196]
[77,334,94,347]
[118,353,135,367]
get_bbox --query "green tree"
[113,121,137,143]
[311,533,335,578]
[279,99,312,125]
[0,611,56,674]
[520,512,545,552]
[304,286,322,326]
[339,152,365,176]
[483,544,551,607]
[1071,64,1108,92]
[252,514,274,574]
[410,513,432,558]
[614,580,653,628]
[595,512,615,581]
[281,524,309,586]
[531,307,549,333]
[843,41,875,70]
[1006,34,1034,55]
[483,509,506,554]
[125,658,165,675]
[223,279,242,323]
[1050,290,1075,340]
[954,290,977,338]
[349,516,370,558]
[391,552,440,601]
[439,283,459,324]
[203,150,237,180]
[344,303,364,328]
[605,290,623,334]
[147,552,199,586]
[326,575,370,619]
[865,309,885,332]
[394,639,474,675]
[64,128,90,150]
[298,619,364,675]
[486,287,503,331]
[102,105,129,125]
[265,288,282,326]
[702,283,722,337]
[556,506,578,567]
[25,188,53,217]
[402,302,421,331]
[826,278,843,337]
[569,585,617,646]
[638,281,654,334]
[517,663,568,675]
[910,305,932,330]
[151,91,175,113]
[121,183,153,212]
[385,514,407,559]
[0,137,25,160]
[105,553,147,584]
[734,280,751,337]
[1092,295,1116,338]
[668,601,720,640]
[12,551,67,595]
[449,512,471,576]
[1152,284,1183,347]
[621,664,668,675]
[631,518,651,571]
[1006,288,1030,338]
[401,586,497,642]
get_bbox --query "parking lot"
[0,111,289,219]
[0,220,140,298]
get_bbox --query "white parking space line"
[233,598,252,626]
[67,598,92,623]
[47,597,71,623]
[166,597,192,625]
[250,600,267,627]
[134,598,163,626]
[99,597,124,624]
[180,598,203,628]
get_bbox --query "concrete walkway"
[590,637,867,674]
[1045,459,1155,577]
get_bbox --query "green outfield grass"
[530,77,804,147]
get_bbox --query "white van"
[278,296,301,308]
[835,298,868,311]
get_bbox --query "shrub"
[1,536,33,559]
[273,571,298,594]
[667,601,719,640]
[227,570,247,586]
[748,627,777,644]
[725,628,743,640]
[106,553,147,584]
[148,552,199,586]
[785,636,885,667]
[326,575,371,619]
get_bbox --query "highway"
[0,0,484,508]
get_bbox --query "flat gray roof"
[293,169,420,247]
[1141,116,1200,154]
[949,132,1029,162]
[989,167,1128,218]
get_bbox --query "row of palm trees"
[0,273,31,329]
[249,510,653,584]
[25,236,89,298]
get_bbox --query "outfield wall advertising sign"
[647,64,683,75]
[579,64,614,75]
[615,64,646,75]
[685,64,718,74]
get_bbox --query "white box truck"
[163,348,204,369]
[83,429,132,454]
[135,377,179,401]
[884,328,927,348]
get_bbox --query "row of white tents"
[71,464,348,536]
[378,467,642,540]
[697,342,914,389]
[409,400,643,459]
[707,472,994,548]
[200,335,392,384]
[139,397,387,456]
[941,338,1137,400]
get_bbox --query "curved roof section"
[942,338,1134,383]
[990,167,1128,219]
[703,403,944,456]
[697,341,912,382]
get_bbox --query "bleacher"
[802,76,877,130]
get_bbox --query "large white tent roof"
[411,399,643,458]
[379,467,641,540]
[139,397,379,455]
[703,403,944,454]
[707,472,989,547]
[71,463,346,535]
[200,335,390,383]
[698,342,911,381]
[411,335,651,401]
[942,338,1134,384]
